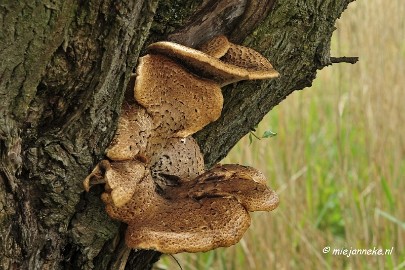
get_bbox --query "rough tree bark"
[0,0,355,269]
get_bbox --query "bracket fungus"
[147,35,279,86]
[83,36,280,253]
[135,53,223,138]
[105,103,152,161]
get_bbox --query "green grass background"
[156,1,405,269]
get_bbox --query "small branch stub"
[330,56,359,64]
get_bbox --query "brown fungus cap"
[165,164,279,212]
[147,36,279,86]
[221,43,278,80]
[99,160,252,253]
[150,137,205,187]
[105,103,152,161]
[83,160,109,192]
[95,160,278,253]
[194,164,278,211]
[84,160,148,208]
[125,197,251,253]
[198,35,230,58]
[100,160,157,223]
[134,54,223,137]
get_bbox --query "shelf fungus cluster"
[83,36,280,254]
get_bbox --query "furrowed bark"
[0,0,355,269]
[0,1,159,269]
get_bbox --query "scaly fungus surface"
[83,36,280,254]
[135,54,223,138]
[198,35,230,58]
[147,36,279,86]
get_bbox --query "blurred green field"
[155,1,405,269]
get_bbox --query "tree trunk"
[0,0,354,269]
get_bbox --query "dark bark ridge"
[0,0,355,269]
